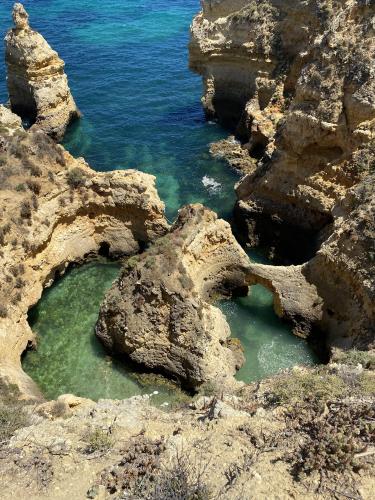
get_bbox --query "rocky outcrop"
[305,173,375,350]
[5,3,80,140]
[0,104,23,151]
[209,136,256,174]
[190,0,375,261]
[0,362,374,500]
[239,168,375,349]
[96,204,251,392]
[0,123,168,397]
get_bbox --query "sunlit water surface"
[0,0,318,400]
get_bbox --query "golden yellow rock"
[5,3,80,140]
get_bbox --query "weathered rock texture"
[190,0,375,350]
[96,204,252,392]
[0,362,374,500]
[5,3,80,140]
[0,121,168,397]
[305,173,375,350]
[0,104,23,151]
[190,0,375,259]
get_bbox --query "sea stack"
[5,3,80,140]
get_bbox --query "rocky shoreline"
[0,2,374,498]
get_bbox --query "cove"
[0,0,318,400]
[23,261,188,404]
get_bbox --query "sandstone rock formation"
[0,124,168,397]
[96,204,252,392]
[5,3,80,140]
[190,0,375,350]
[190,0,375,261]
[305,172,375,350]
[0,104,23,151]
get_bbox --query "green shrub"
[0,379,29,443]
[0,405,29,443]
[84,428,113,454]
[265,369,346,407]
[333,349,375,370]
[287,401,373,478]
[67,167,86,189]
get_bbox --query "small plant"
[27,180,41,195]
[28,164,42,177]
[84,428,113,454]
[265,369,346,407]
[149,451,212,500]
[31,194,39,209]
[20,201,32,219]
[0,405,29,443]
[0,305,7,318]
[11,292,22,305]
[287,401,374,478]
[333,348,375,370]
[15,277,25,289]
[15,183,26,192]
[67,167,86,188]
[95,437,165,496]
[0,379,29,444]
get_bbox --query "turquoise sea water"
[0,0,317,400]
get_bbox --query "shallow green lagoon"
[218,285,318,383]
[23,261,187,404]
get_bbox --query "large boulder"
[5,3,80,140]
[96,204,252,392]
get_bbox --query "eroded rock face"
[96,204,251,392]
[190,0,375,260]
[0,105,23,150]
[0,127,168,397]
[5,3,80,140]
[305,173,375,350]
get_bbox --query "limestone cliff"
[190,0,375,260]
[305,172,375,350]
[96,204,251,392]
[5,3,80,140]
[0,116,168,396]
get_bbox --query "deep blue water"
[0,1,318,399]
[0,0,239,221]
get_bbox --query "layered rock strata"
[305,173,375,350]
[0,118,168,397]
[190,0,375,259]
[5,3,80,140]
[96,204,252,392]
[190,0,375,350]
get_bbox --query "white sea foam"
[202,175,222,194]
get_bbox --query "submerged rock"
[5,3,80,140]
[96,204,252,392]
